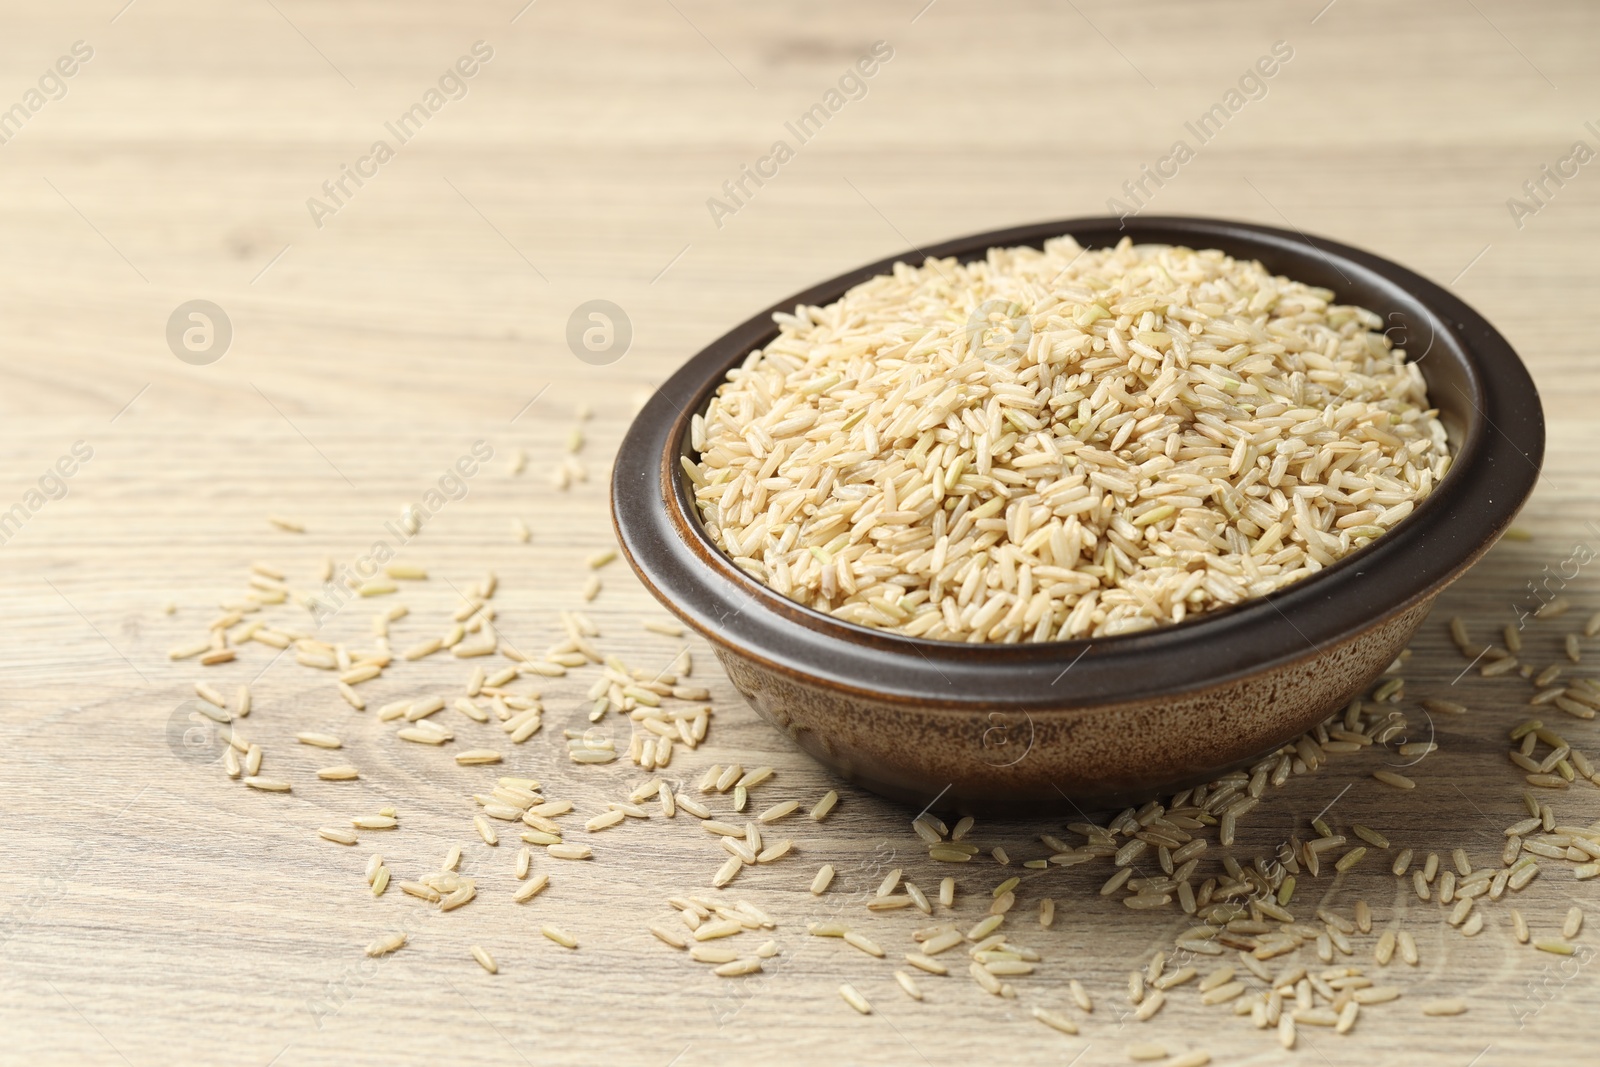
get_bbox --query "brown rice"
[690,238,1448,641]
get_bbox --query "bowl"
[611,216,1544,814]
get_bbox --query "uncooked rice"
[365,932,405,957]
[175,403,1594,1046]
[690,238,1449,641]
[839,983,872,1014]
[541,924,578,949]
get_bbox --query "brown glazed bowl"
[612,216,1543,814]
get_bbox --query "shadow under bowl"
[612,216,1544,815]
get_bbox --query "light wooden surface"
[3,1,1599,1064]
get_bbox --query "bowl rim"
[612,215,1544,711]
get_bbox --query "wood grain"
[2,1,1598,1064]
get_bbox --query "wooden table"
[3,1,1598,1063]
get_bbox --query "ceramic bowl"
[612,216,1544,814]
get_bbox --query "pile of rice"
[686,236,1450,642]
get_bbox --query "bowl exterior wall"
[711,596,1436,813]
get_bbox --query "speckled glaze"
[612,216,1544,814]
[710,598,1435,810]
